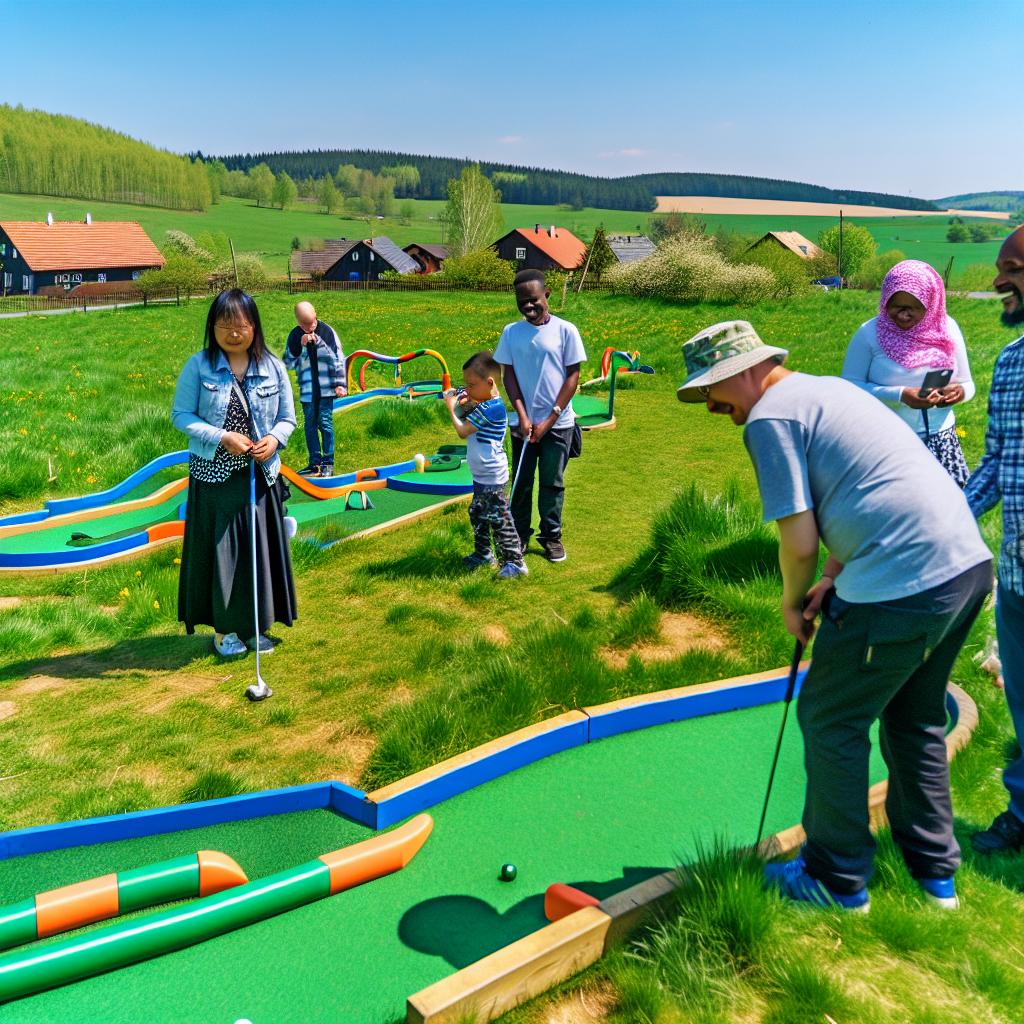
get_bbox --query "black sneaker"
[540,538,567,562]
[298,464,320,477]
[319,463,334,478]
[971,810,1024,854]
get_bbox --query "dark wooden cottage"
[0,217,164,295]
[492,225,587,272]
[402,242,449,274]
[291,237,419,282]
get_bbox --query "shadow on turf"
[0,632,215,683]
[398,866,664,969]
[957,814,1024,893]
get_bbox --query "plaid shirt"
[965,334,1024,596]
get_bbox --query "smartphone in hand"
[918,368,953,398]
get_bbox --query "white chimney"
[85,212,92,225]
[46,212,53,226]
[549,225,556,238]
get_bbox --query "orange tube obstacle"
[0,851,247,952]
[0,815,433,1004]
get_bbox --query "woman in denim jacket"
[172,289,298,657]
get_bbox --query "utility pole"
[838,210,844,288]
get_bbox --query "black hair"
[204,289,267,365]
[462,351,501,379]
[514,268,547,290]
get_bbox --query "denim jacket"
[171,349,296,483]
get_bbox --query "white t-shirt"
[494,315,587,430]
[841,315,975,438]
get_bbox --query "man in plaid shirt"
[967,225,1024,853]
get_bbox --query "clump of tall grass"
[614,482,795,666]
[366,397,447,439]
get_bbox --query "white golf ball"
[414,453,426,472]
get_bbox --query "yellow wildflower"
[173,557,181,565]
[118,587,129,598]
[153,600,161,610]
[135,570,142,577]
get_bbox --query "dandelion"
[86,475,97,484]
[173,557,181,565]
[118,587,129,598]
[956,426,967,439]
[65,412,77,422]
[153,600,161,610]
[135,570,142,577]
[17,427,27,436]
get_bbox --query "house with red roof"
[493,225,587,272]
[0,216,165,295]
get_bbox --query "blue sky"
[3,0,1018,198]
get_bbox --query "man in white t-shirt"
[494,270,587,563]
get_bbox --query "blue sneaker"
[497,561,529,580]
[463,552,496,569]
[764,855,869,912]
[915,876,959,910]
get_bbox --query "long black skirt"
[178,465,297,640]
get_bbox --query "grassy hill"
[936,191,1024,213]
[0,192,1008,285]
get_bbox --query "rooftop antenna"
[46,212,53,226]
[85,212,92,225]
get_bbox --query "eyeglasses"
[697,384,711,399]
[214,321,253,333]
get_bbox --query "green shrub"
[952,262,998,291]
[137,253,209,296]
[215,252,269,293]
[607,235,775,305]
[438,248,515,288]
[737,245,812,298]
[850,248,907,290]
[818,222,877,279]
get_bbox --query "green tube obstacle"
[0,814,432,1004]
[0,851,248,952]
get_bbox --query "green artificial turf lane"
[0,698,888,1024]
[0,490,184,555]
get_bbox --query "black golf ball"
[499,863,517,882]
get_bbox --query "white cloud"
[497,135,523,144]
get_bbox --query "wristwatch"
[552,404,563,416]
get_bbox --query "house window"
[3,273,10,289]
[0,243,5,256]
[369,252,374,261]
[22,275,31,291]
[352,252,359,261]
[131,271,140,280]
[12,247,17,259]
[515,247,526,259]
[97,273,107,283]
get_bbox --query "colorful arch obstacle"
[572,348,655,430]
[0,668,977,1022]
[337,349,452,413]
[0,447,474,573]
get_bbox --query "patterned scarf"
[877,260,956,370]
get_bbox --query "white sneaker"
[284,516,298,540]
[214,632,247,657]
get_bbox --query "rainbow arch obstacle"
[337,349,452,414]
[0,666,978,1022]
[0,447,474,572]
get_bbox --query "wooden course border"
[404,683,979,1024]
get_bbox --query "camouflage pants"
[469,484,523,566]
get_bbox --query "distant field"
[656,194,1010,220]
[0,191,1007,280]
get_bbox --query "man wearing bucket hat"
[679,321,992,911]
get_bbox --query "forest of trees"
[212,148,939,213]
[0,105,211,211]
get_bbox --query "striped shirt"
[965,335,1024,596]
[466,397,509,486]
[283,321,344,402]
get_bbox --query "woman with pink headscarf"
[842,259,975,485]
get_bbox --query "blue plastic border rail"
[45,451,189,517]
[0,532,148,570]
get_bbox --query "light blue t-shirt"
[494,315,587,430]
[466,396,509,485]
[743,373,991,603]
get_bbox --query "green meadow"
[0,191,1007,283]
[0,286,1021,1021]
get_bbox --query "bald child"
[284,301,345,477]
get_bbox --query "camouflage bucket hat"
[676,320,788,403]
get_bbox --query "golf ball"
[500,863,517,882]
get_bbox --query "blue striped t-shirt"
[467,396,509,485]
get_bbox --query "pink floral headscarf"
[877,260,956,370]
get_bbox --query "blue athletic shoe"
[497,561,529,580]
[915,876,959,910]
[462,552,496,569]
[764,855,869,912]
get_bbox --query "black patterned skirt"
[924,424,970,489]
[178,465,297,640]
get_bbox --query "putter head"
[245,680,273,702]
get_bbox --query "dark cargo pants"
[799,559,992,893]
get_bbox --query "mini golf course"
[0,449,474,572]
[335,348,451,414]
[0,668,977,1023]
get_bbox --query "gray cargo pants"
[799,559,992,893]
